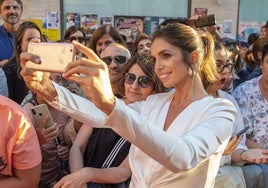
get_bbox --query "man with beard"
[0,0,23,67]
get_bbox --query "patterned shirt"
[232,75,268,149]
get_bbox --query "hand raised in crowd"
[240,149,268,163]
[62,40,115,115]
[223,134,243,155]
[36,115,58,145]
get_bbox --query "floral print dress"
[232,75,268,149]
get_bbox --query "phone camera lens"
[31,109,36,115]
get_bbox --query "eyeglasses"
[101,55,127,65]
[68,36,85,43]
[216,62,234,73]
[125,73,151,88]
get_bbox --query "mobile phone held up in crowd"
[30,104,54,129]
[194,14,216,28]
[235,125,250,137]
[26,42,76,73]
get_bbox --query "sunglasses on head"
[68,36,85,43]
[101,55,127,65]
[125,73,151,88]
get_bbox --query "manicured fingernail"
[34,57,41,64]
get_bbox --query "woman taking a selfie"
[20,23,236,188]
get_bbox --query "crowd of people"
[1,0,268,188]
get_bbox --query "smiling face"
[124,63,154,104]
[151,37,188,89]
[0,0,22,26]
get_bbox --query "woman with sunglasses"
[55,54,166,188]
[64,26,86,45]
[20,23,236,188]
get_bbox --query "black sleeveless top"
[84,128,130,168]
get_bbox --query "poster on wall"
[99,15,114,26]
[194,8,208,16]
[223,20,235,39]
[46,11,59,29]
[237,21,264,42]
[144,16,159,35]
[28,18,60,41]
[65,13,81,30]
[114,16,144,44]
[223,20,233,33]
[81,14,98,37]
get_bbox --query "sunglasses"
[101,55,127,65]
[68,36,85,43]
[125,73,151,88]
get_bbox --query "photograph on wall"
[65,13,81,30]
[46,11,59,29]
[194,8,208,17]
[223,20,233,34]
[81,14,98,36]
[238,21,265,42]
[99,15,114,26]
[114,16,144,44]
[144,16,159,35]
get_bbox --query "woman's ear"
[190,51,198,64]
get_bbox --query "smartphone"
[194,14,216,28]
[30,104,54,129]
[235,126,250,137]
[26,42,76,73]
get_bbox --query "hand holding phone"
[235,126,250,137]
[30,104,54,129]
[26,42,76,73]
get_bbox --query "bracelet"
[239,149,248,162]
